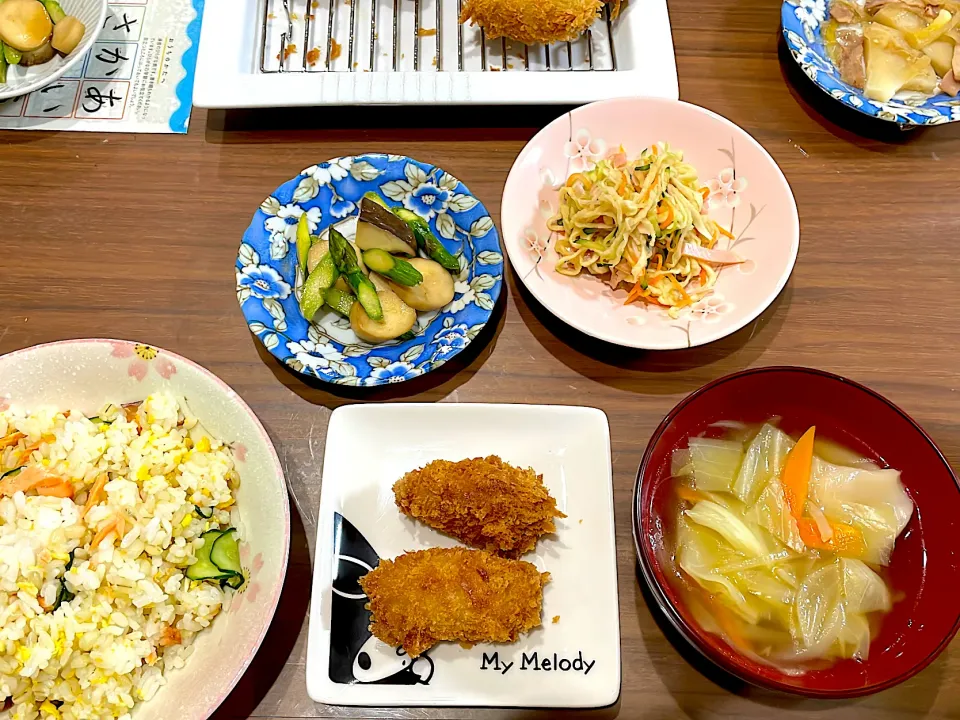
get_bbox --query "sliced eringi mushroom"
[355,197,418,256]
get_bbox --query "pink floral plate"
[0,339,290,720]
[501,98,800,350]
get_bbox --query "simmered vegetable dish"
[296,191,460,344]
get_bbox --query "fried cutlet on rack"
[459,0,621,46]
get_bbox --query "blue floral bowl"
[782,0,960,125]
[236,155,503,387]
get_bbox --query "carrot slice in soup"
[781,426,815,519]
[798,518,867,558]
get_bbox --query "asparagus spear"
[362,191,389,209]
[299,253,338,321]
[392,208,461,273]
[328,228,383,321]
[3,42,21,66]
[361,248,424,286]
[296,213,311,275]
[324,287,356,318]
[42,0,67,23]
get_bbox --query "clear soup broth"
[664,421,914,672]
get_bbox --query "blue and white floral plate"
[782,0,960,125]
[236,155,503,387]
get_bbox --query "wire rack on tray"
[259,0,619,74]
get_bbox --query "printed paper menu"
[0,0,203,133]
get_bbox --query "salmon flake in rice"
[0,392,244,720]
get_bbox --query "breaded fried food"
[459,0,607,45]
[393,456,565,558]
[359,547,549,657]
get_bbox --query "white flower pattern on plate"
[690,295,733,324]
[564,129,607,173]
[704,168,748,211]
[381,164,476,239]
[264,204,322,260]
[286,338,345,370]
[524,227,547,258]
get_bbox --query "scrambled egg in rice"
[0,393,241,720]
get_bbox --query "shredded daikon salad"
[547,142,741,318]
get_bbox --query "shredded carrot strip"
[699,268,708,286]
[717,224,735,240]
[0,433,25,451]
[566,173,592,190]
[83,474,108,517]
[17,442,42,462]
[0,466,72,498]
[92,514,126,549]
[700,186,710,200]
[658,204,674,230]
[676,485,707,504]
[713,602,752,653]
[35,478,74,499]
[624,283,648,305]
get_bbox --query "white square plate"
[305,403,620,708]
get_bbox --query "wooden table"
[2,0,960,716]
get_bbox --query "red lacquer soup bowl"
[632,366,960,697]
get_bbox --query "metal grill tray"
[193,0,677,107]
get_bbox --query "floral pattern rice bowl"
[0,340,289,720]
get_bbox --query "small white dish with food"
[306,403,620,708]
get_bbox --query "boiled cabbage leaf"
[745,477,806,552]
[686,438,744,492]
[810,458,914,565]
[677,518,764,624]
[733,424,794,504]
[686,499,767,557]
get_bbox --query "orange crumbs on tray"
[329,38,342,61]
[418,27,437,36]
[307,47,321,66]
[552,615,560,624]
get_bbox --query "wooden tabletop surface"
[2,0,960,717]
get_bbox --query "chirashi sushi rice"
[0,393,243,720]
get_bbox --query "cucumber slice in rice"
[186,530,233,581]
[222,573,245,590]
[210,528,242,575]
